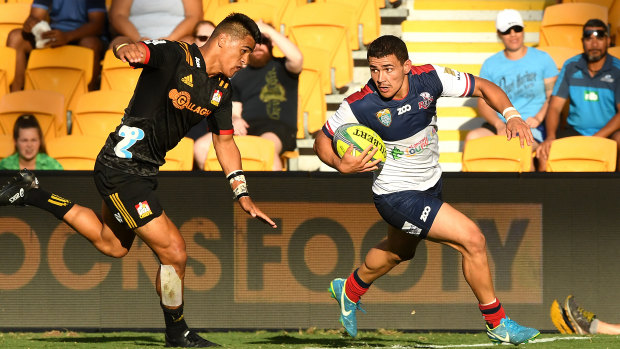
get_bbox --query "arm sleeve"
[542,52,559,79]
[552,63,570,98]
[321,101,359,139]
[432,64,476,97]
[207,90,234,135]
[130,40,180,69]
[32,0,51,11]
[86,0,107,13]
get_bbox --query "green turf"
[0,330,618,348]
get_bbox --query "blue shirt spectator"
[32,0,106,33]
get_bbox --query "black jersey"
[97,40,234,176]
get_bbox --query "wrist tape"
[226,170,249,200]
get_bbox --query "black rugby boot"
[0,169,39,206]
[165,330,220,347]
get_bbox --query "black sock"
[161,303,188,337]
[24,188,74,220]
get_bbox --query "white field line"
[304,335,591,349]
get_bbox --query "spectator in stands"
[465,9,558,166]
[0,114,62,170]
[536,19,620,171]
[109,0,202,43]
[551,295,620,335]
[193,20,303,171]
[6,0,107,91]
[193,20,215,47]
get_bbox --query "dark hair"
[211,13,261,44]
[13,114,46,154]
[583,18,608,32]
[192,20,215,37]
[367,35,409,64]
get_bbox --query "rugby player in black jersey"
[0,13,276,348]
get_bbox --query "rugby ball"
[333,123,386,165]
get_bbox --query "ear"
[403,59,412,73]
[216,32,228,48]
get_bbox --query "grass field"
[0,329,618,348]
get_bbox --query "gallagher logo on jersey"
[211,90,223,106]
[376,108,392,126]
[418,92,433,109]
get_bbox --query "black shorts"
[93,161,163,229]
[556,124,582,138]
[247,119,297,153]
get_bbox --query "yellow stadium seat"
[24,45,94,111]
[0,90,66,141]
[610,1,620,41]
[71,90,131,137]
[206,2,280,29]
[100,49,142,92]
[161,137,195,171]
[317,0,380,45]
[608,45,620,59]
[204,135,275,171]
[539,3,608,50]
[546,136,617,172]
[46,135,106,170]
[0,3,29,48]
[298,68,326,138]
[462,135,533,172]
[537,46,582,70]
[562,0,614,8]
[0,47,16,99]
[0,134,15,160]
[4,0,33,3]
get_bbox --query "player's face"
[16,127,40,162]
[368,54,411,99]
[582,26,609,63]
[498,25,524,52]
[219,34,256,78]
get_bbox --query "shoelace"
[576,306,596,322]
[355,301,367,314]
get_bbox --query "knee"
[163,237,187,267]
[108,247,130,258]
[462,229,487,255]
[396,249,416,262]
[7,29,25,48]
[78,36,103,54]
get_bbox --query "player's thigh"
[426,203,481,249]
[134,211,186,264]
[380,224,424,260]
[101,200,136,252]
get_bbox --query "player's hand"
[506,117,533,148]
[42,30,68,47]
[238,196,277,228]
[23,16,41,33]
[232,117,249,136]
[116,43,144,64]
[338,144,381,174]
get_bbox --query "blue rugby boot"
[329,278,366,337]
[486,317,540,345]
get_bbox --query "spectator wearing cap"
[536,19,620,171]
[465,9,558,169]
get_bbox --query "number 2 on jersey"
[114,125,145,158]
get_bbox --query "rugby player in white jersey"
[314,35,539,345]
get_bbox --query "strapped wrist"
[227,170,249,200]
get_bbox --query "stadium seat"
[0,134,15,160]
[539,3,608,50]
[317,0,380,45]
[206,2,279,28]
[298,68,326,139]
[46,135,106,170]
[462,135,533,172]
[610,1,620,42]
[546,136,617,172]
[0,3,29,48]
[562,0,614,8]
[537,46,582,70]
[161,137,194,171]
[71,90,131,137]
[100,48,142,92]
[0,90,66,141]
[24,45,94,111]
[608,45,620,59]
[204,135,275,171]
[0,47,16,99]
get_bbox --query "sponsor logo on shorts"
[390,146,404,160]
[114,212,123,223]
[376,108,392,126]
[169,89,212,116]
[135,201,153,219]
[181,74,193,87]
[420,206,431,222]
[211,90,222,106]
[402,221,423,236]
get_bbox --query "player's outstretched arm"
[471,76,534,148]
[314,132,380,174]
[212,133,277,228]
[111,36,146,64]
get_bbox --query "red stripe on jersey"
[325,121,335,136]
[139,42,150,65]
[460,73,471,97]
[218,129,234,135]
[346,85,373,104]
[410,64,435,75]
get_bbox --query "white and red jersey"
[322,64,475,194]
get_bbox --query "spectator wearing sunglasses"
[465,9,558,170]
[192,20,214,47]
[536,19,620,171]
